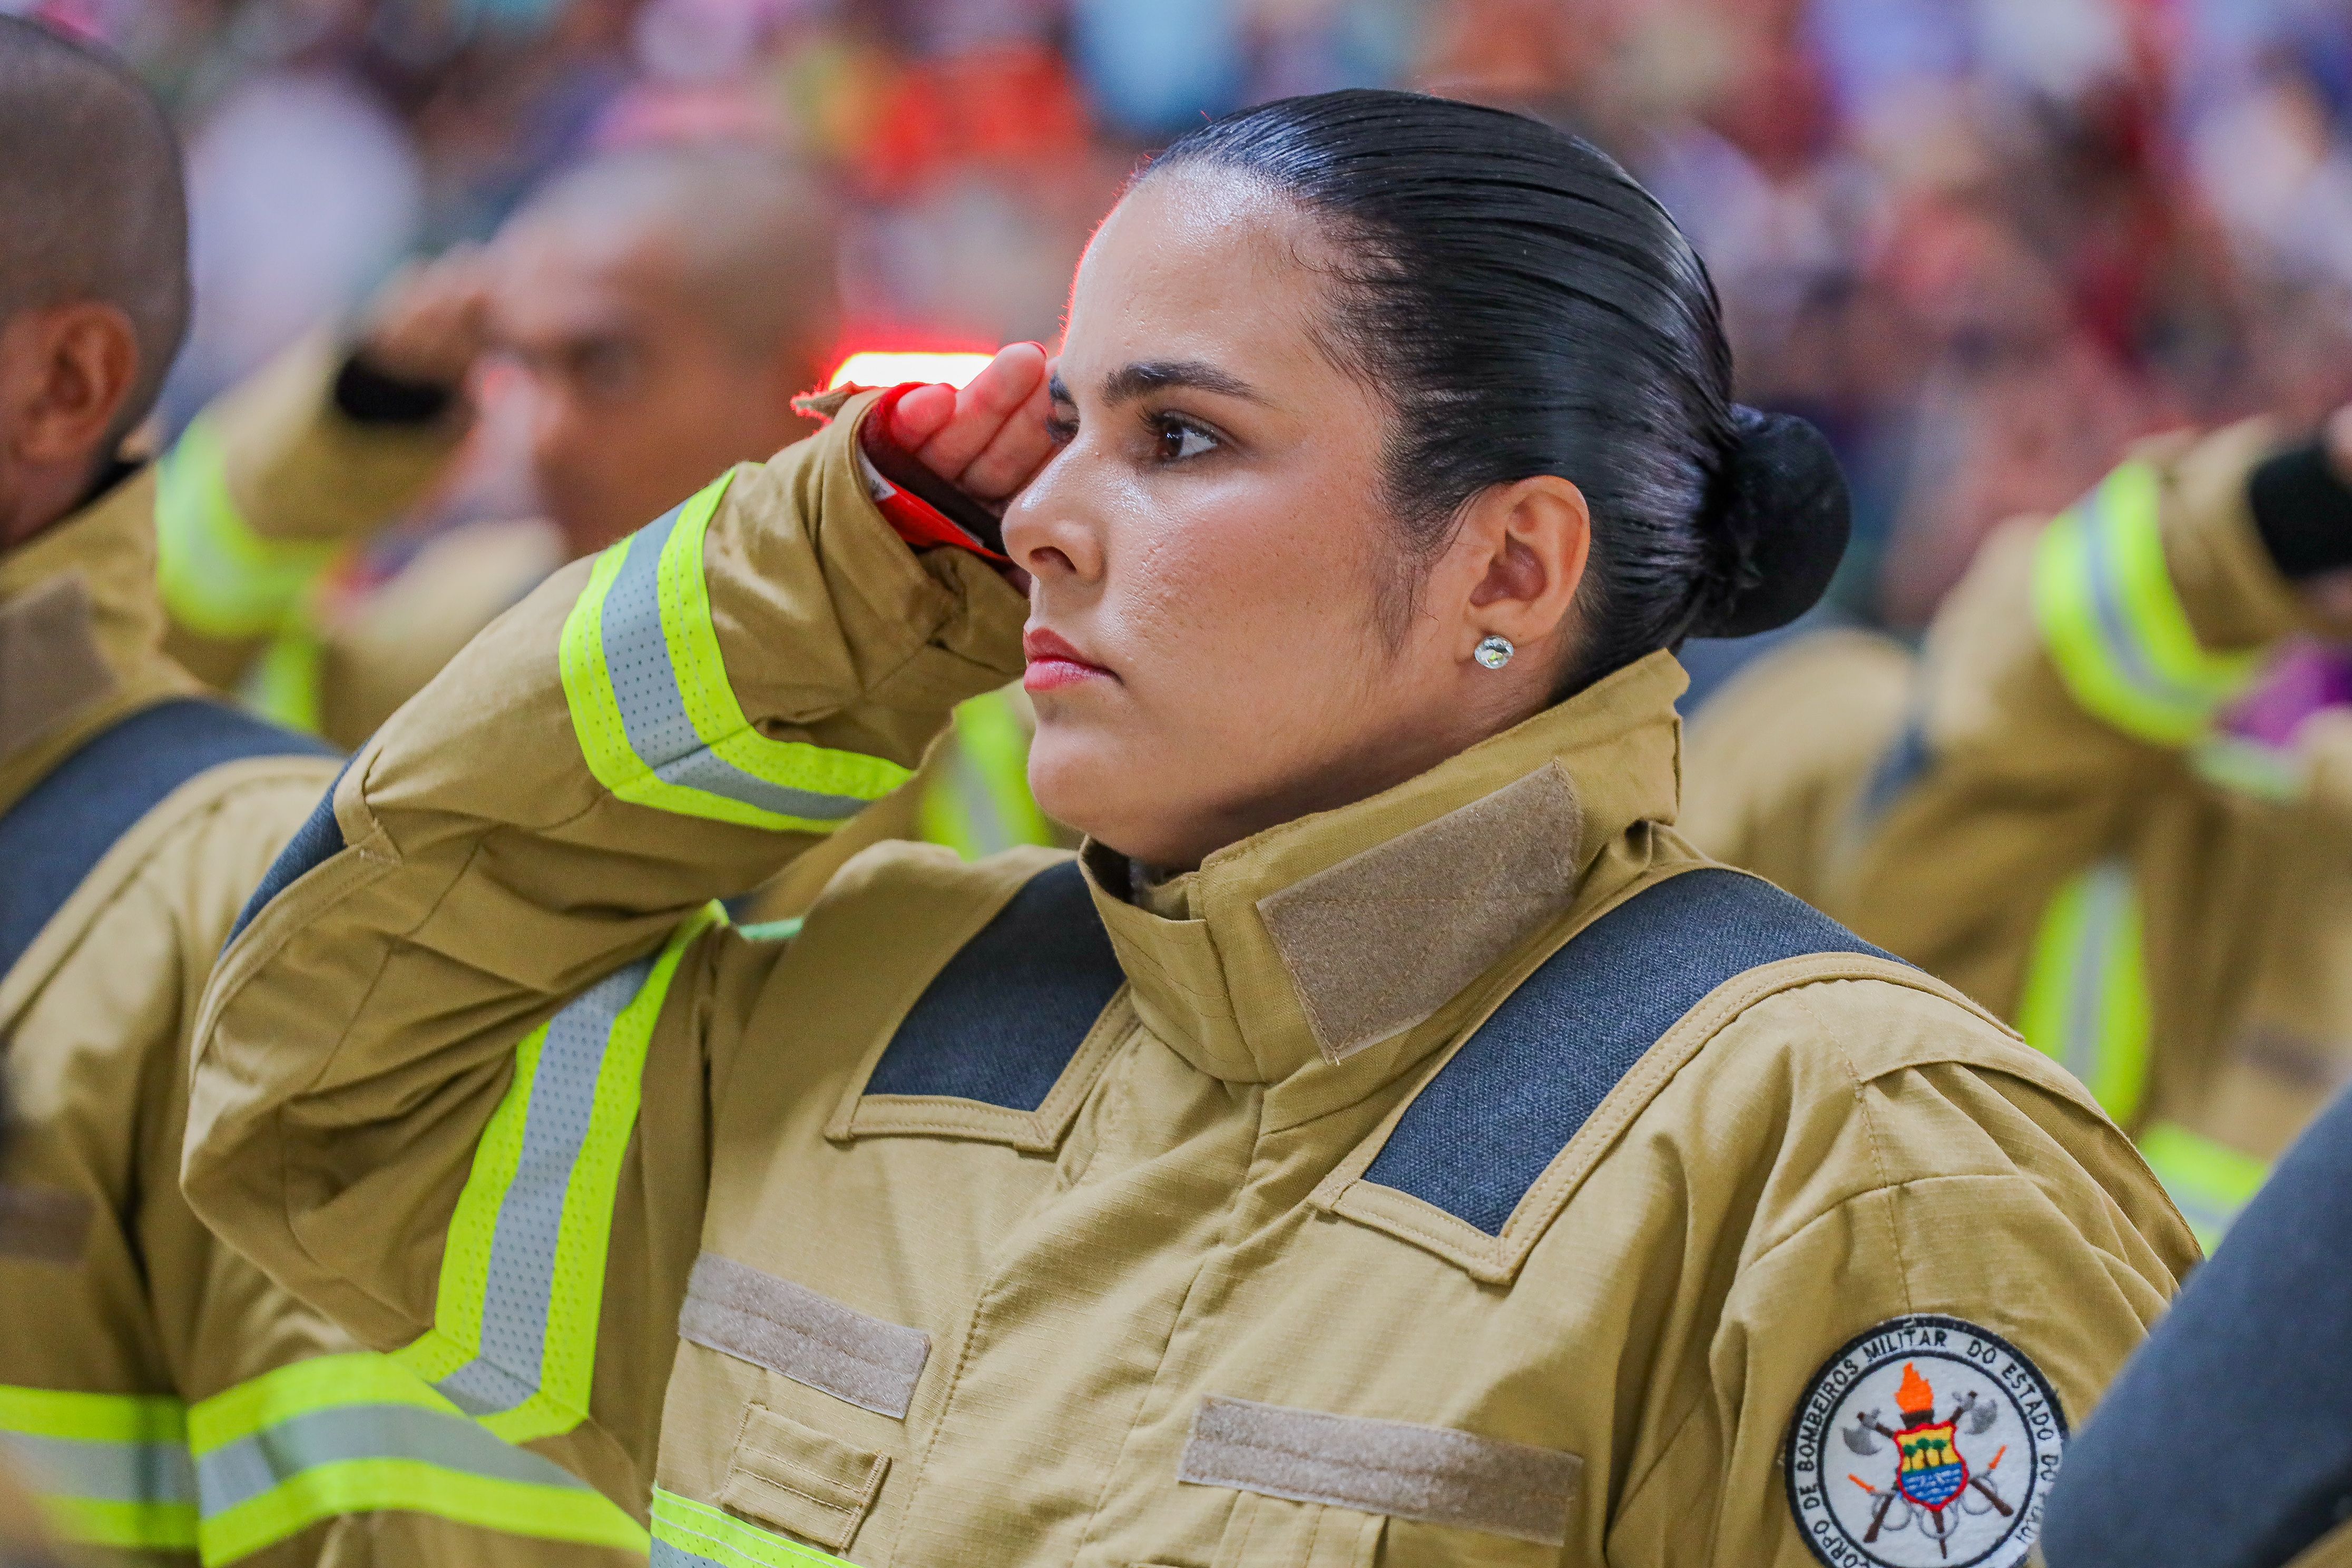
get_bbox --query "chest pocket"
[716,1404,889,1554]
[831,859,1133,1151]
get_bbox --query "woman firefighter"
[185,92,2192,1568]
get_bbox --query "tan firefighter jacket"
[1684,420,2352,1251]
[187,393,2196,1568]
[0,467,648,1565]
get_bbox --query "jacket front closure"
[679,655,1690,1568]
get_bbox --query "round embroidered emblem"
[1785,1314,2066,1568]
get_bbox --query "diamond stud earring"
[1474,634,1515,670]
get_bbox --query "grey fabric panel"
[650,1543,721,1568]
[1258,762,1583,1062]
[3,1433,195,1504]
[600,506,866,822]
[195,1402,592,1515]
[679,1254,929,1419]
[436,958,647,1416]
[0,1184,93,1264]
[1177,1395,1580,1547]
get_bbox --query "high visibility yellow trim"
[2016,859,2153,1128]
[1,1387,197,1550]
[919,689,1053,861]
[0,1386,183,1444]
[155,417,340,640]
[187,1356,444,1452]
[2139,1120,2270,1255]
[240,621,328,736]
[199,1459,649,1564]
[188,1354,648,1563]
[400,907,722,1445]
[2190,734,2306,802]
[559,475,909,832]
[2033,460,2262,746]
[650,1488,853,1567]
[654,482,910,815]
[43,1494,200,1552]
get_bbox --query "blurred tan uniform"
[1685,420,2352,1250]
[0,464,650,1564]
[152,340,1054,917]
[188,395,2191,1568]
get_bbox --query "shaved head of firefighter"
[0,17,190,547]
[491,144,842,556]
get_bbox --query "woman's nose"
[1002,452,1103,582]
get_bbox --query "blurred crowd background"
[17,0,2352,636]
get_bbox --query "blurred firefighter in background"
[0,16,649,1563]
[1683,406,2352,1253]
[150,142,1059,916]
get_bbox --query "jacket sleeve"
[155,334,467,695]
[182,394,1028,1511]
[1838,420,2320,1018]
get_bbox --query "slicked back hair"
[0,17,191,442]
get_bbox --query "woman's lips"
[1023,626,1113,693]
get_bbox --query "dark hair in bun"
[1150,89,1850,687]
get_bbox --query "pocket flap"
[718,1404,888,1553]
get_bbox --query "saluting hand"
[355,246,495,391]
[885,342,1056,516]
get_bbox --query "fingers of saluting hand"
[897,343,1052,499]
[954,365,1058,502]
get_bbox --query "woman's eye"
[1154,417,1220,463]
[1045,412,1078,445]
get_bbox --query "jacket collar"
[0,469,201,815]
[1082,650,1687,1113]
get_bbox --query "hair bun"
[1692,406,1851,639]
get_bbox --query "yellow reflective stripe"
[44,1494,200,1552]
[239,621,328,736]
[2033,460,2263,745]
[918,690,1053,860]
[1,1388,197,1551]
[2190,734,2306,802]
[187,1355,444,1452]
[155,417,340,639]
[2015,859,2153,1127]
[650,1488,851,1567]
[0,1387,182,1444]
[198,1459,649,1565]
[399,906,723,1445]
[188,1353,647,1563]
[558,476,910,832]
[2138,1120,2270,1255]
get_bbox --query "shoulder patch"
[1786,1314,2066,1568]
[864,859,1123,1112]
[1361,867,1893,1234]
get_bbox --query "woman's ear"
[1454,474,1591,664]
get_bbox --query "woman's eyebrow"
[1100,360,1266,405]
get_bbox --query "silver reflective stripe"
[2080,488,2169,703]
[678,1253,929,1419]
[2061,862,2135,1083]
[1178,1395,1581,1547]
[6,1432,195,1504]
[195,1403,593,1516]
[651,1544,718,1567]
[434,959,648,1416]
[602,507,867,823]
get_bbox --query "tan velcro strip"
[679,1253,930,1418]
[1178,1395,1580,1546]
[1257,762,1583,1062]
[0,1184,94,1265]
[0,575,117,765]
